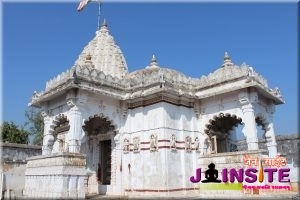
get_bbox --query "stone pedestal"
[23,153,87,199]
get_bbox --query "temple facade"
[24,21,286,198]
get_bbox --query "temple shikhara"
[23,21,288,199]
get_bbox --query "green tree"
[1,121,29,144]
[24,108,44,145]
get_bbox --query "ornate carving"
[45,68,74,91]
[133,137,140,153]
[123,138,130,153]
[98,100,106,112]
[194,137,200,152]
[170,134,176,151]
[185,136,192,152]
[205,136,213,154]
[270,87,283,99]
[67,99,75,108]
[74,24,128,79]
[149,134,158,152]
[41,111,48,118]
[32,91,42,99]
[159,70,165,88]
[83,115,115,135]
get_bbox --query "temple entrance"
[82,114,116,194]
[99,140,111,185]
[204,113,244,153]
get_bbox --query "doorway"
[82,114,115,194]
[99,140,111,185]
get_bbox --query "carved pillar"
[67,100,82,153]
[41,112,53,155]
[113,133,121,193]
[92,138,98,169]
[239,92,259,151]
[265,105,277,157]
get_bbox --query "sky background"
[2,2,298,136]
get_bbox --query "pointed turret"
[74,20,128,78]
[146,54,159,69]
[102,18,107,27]
[221,52,233,68]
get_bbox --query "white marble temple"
[25,21,286,198]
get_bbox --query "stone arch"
[255,114,269,139]
[46,114,70,153]
[255,113,278,156]
[203,112,244,153]
[82,113,117,135]
[48,114,69,133]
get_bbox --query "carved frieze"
[29,51,283,112]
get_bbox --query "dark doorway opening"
[99,140,111,185]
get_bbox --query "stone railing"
[251,70,268,87]
[31,63,282,104]
[45,68,74,91]
[126,68,197,90]
[196,65,248,89]
[75,65,127,89]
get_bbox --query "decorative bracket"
[67,99,76,108]
[238,97,250,106]
[120,101,128,118]
[41,111,48,118]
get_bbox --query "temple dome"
[74,20,128,78]
[126,55,189,80]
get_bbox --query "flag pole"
[97,0,102,30]
[77,0,102,30]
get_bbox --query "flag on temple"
[77,0,90,12]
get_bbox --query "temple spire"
[102,18,107,27]
[222,52,233,68]
[146,54,159,69]
[74,20,128,78]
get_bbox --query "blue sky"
[2,2,298,135]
